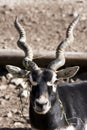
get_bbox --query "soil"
[0,0,87,129]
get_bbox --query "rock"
[5,95,10,100]
[19,81,28,89]
[10,78,24,86]
[81,15,87,21]
[0,99,6,106]
[12,108,21,114]
[6,73,13,80]
[14,122,24,127]
[7,111,13,118]
[10,77,29,89]
[21,90,30,98]
[22,107,29,117]
[9,84,16,89]
[0,84,8,90]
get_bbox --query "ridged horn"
[14,17,39,70]
[48,15,80,71]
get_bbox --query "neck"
[30,99,67,130]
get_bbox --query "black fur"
[29,69,87,130]
[58,81,87,122]
[30,97,66,130]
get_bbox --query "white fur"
[34,95,51,114]
[47,72,57,93]
[32,125,75,130]
[64,125,76,130]
[84,123,87,130]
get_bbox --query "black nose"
[35,100,48,109]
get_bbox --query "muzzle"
[34,95,51,114]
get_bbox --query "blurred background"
[0,0,87,52]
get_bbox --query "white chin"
[34,106,51,115]
[34,109,49,114]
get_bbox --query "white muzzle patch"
[34,95,51,114]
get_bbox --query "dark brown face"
[29,68,58,114]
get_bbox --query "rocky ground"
[0,71,31,129]
[0,0,87,129]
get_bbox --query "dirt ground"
[0,0,87,129]
[0,0,87,52]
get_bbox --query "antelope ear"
[6,65,29,78]
[56,66,79,79]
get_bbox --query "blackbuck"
[6,15,87,130]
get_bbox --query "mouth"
[34,108,47,114]
[33,104,51,114]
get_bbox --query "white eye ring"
[47,81,53,86]
[29,74,38,86]
[47,82,57,93]
[52,84,57,93]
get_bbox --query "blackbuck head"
[6,15,79,114]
